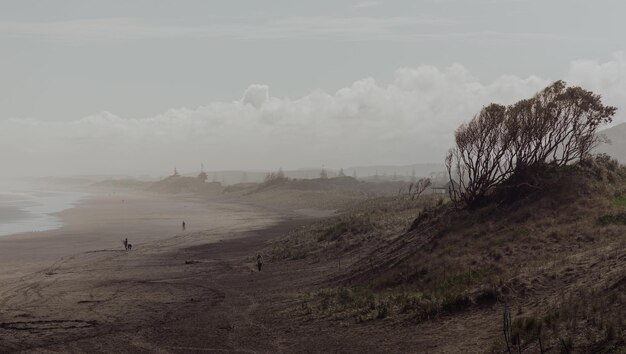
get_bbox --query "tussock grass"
[298,285,492,323]
[268,195,437,261]
[270,156,626,351]
[500,287,626,353]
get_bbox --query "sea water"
[0,189,88,237]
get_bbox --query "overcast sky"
[1,0,625,177]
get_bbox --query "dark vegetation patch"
[597,212,626,225]
[0,320,97,331]
[613,195,626,208]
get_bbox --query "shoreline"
[0,185,329,353]
[0,188,473,353]
[0,214,313,353]
[0,190,89,237]
[0,188,363,353]
[0,190,284,281]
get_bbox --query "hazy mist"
[1,0,625,177]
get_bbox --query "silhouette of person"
[182,221,186,231]
[256,255,263,272]
[123,238,128,251]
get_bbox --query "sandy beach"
[0,190,292,352]
[0,188,526,353]
[3,190,442,353]
[0,191,280,280]
[0,188,477,353]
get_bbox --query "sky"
[1,0,625,177]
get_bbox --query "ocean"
[0,188,88,237]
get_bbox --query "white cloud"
[1,54,625,177]
[242,85,270,109]
[566,51,626,112]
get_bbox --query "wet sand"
[0,191,290,352]
[0,214,320,353]
[0,191,280,280]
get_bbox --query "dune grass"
[268,156,626,352]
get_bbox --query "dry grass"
[268,195,439,261]
[267,156,626,352]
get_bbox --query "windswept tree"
[409,177,431,200]
[446,81,616,207]
[446,103,514,205]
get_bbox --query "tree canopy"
[446,81,617,207]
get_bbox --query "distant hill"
[344,163,445,180]
[92,176,222,195]
[91,178,152,190]
[201,163,445,185]
[598,122,626,163]
[222,176,415,198]
[147,176,222,194]
[219,176,415,211]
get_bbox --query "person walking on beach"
[123,237,128,251]
[256,255,263,272]
[182,221,186,231]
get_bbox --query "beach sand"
[0,191,290,352]
[0,191,280,280]
[0,191,445,353]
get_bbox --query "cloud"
[566,51,626,110]
[1,54,625,177]
[242,85,270,109]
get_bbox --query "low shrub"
[597,213,626,225]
